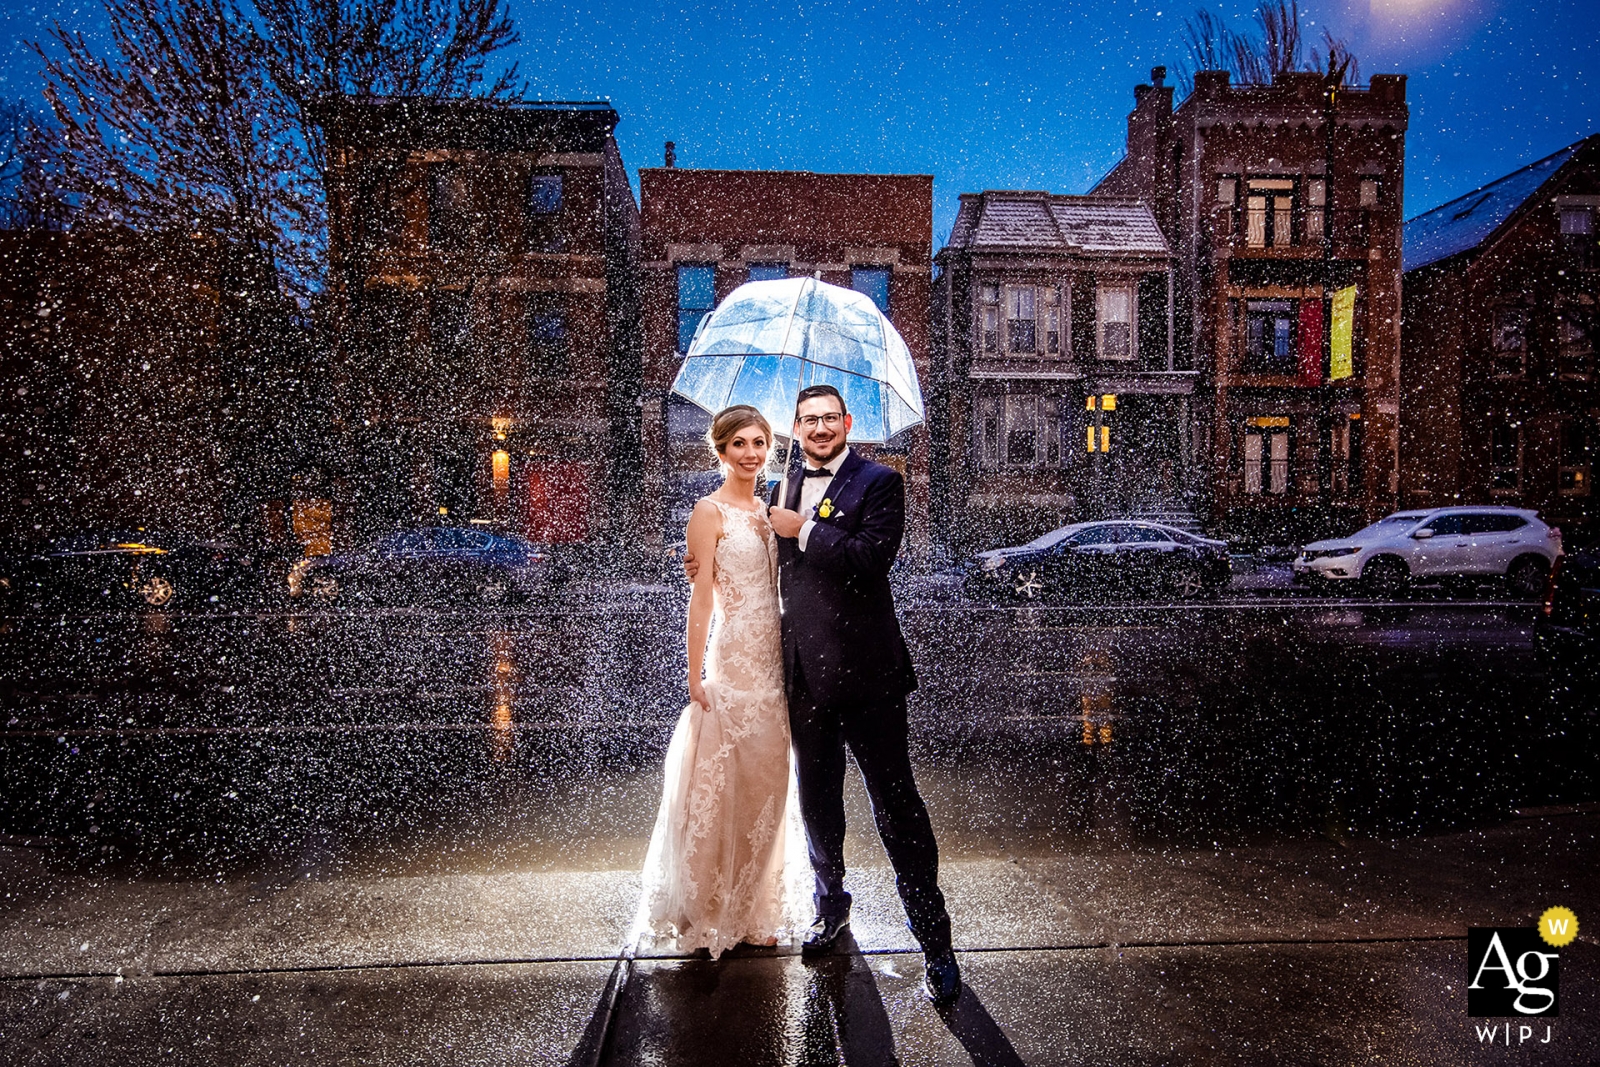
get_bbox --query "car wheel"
[478,579,510,604]
[310,574,339,599]
[1169,565,1206,600]
[1506,555,1549,601]
[140,576,175,607]
[1012,567,1046,600]
[1362,556,1409,597]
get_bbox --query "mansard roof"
[943,192,1169,257]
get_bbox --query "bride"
[637,404,798,955]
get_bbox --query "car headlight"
[980,557,1004,572]
[1301,548,1358,562]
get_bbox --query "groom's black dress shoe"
[800,914,850,956]
[923,949,962,1007]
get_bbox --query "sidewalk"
[4,813,1596,1064]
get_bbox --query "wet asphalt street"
[1,586,1596,1064]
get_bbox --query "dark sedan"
[968,521,1231,602]
[289,526,566,606]
[1535,542,1598,690]
[8,529,261,611]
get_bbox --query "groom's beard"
[802,439,847,466]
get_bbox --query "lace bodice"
[705,498,784,709]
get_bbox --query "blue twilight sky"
[2,0,1596,246]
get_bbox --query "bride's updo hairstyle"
[707,404,772,460]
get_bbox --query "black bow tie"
[803,467,834,478]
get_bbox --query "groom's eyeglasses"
[796,413,844,429]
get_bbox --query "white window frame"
[1096,282,1137,362]
[1006,285,1037,353]
[977,282,1000,353]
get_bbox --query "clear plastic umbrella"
[670,277,924,489]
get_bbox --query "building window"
[1490,423,1522,493]
[975,394,1063,470]
[851,266,890,312]
[1561,206,1596,265]
[676,264,715,353]
[1243,417,1290,495]
[525,293,568,375]
[1097,283,1135,361]
[1331,413,1364,498]
[976,394,1000,468]
[749,263,788,283]
[1044,286,1062,355]
[1560,420,1591,495]
[979,283,1000,352]
[525,173,563,252]
[429,164,471,249]
[1558,298,1594,378]
[1005,395,1037,465]
[1007,287,1036,352]
[1491,306,1526,376]
[430,288,469,357]
[1245,178,1295,248]
[1216,178,1236,204]
[1359,179,1380,208]
[1305,179,1326,242]
[1245,299,1298,372]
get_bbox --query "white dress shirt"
[795,446,849,552]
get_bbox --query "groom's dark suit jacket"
[769,449,917,708]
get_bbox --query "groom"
[763,384,959,1006]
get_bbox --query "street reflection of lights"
[489,698,514,762]
[488,633,517,762]
[1081,692,1114,747]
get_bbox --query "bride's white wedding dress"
[637,498,801,955]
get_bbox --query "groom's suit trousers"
[788,660,952,956]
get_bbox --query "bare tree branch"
[1179,0,1359,95]
[28,0,525,296]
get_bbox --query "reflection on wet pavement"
[0,601,1588,883]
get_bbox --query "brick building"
[319,99,641,548]
[929,191,1184,550]
[637,164,933,548]
[1400,135,1600,538]
[0,229,242,544]
[1094,67,1409,543]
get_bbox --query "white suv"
[1293,507,1560,598]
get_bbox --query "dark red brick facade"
[637,167,933,550]
[1400,136,1600,539]
[1096,68,1409,543]
[320,99,640,549]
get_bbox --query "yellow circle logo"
[1539,906,1578,948]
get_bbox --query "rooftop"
[944,193,1169,257]
[1403,138,1591,272]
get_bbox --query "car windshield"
[1353,514,1428,537]
[1026,525,1087,550]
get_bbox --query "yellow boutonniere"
[818,498,834,519]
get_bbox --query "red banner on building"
[1298,299,1324,384]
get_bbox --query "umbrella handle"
[778,283,812,512]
